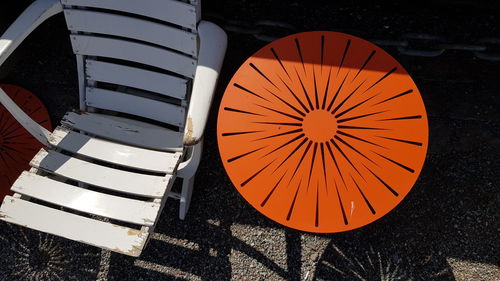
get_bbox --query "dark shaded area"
[0,1,498,280]
[0,223,100,280]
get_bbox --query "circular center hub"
[302,110,337,142]
[29,248,51,271]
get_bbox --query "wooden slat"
[70,34,196,78]
[49,127,182,173]
[85,60,188,100]
[61,111,184,151]
[31,149,171,198]
[12,171,161,226]
[64,10,197,56]
[0,196,148,256]
[86,87,186,127]
[61,0,198,29]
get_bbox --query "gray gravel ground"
[0,1,498,280]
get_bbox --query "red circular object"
[0,84,52,200]
[217,31,428,233]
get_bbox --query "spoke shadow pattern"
[0,222,100,281]
[314,232,454,281]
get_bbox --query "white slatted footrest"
[0,120,186,256]
[31,149,170,198]
[0,196,148,257]
[61,111,184,152]
[12,171,161,226]
[49,126,182,173]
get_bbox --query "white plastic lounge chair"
[0,0,226,256]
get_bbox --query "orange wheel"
[0,84,52,200]
[217,31,428,233]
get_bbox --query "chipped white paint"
[85,87,186,128]
[85,60,189,101]
[12,171,161,226]
[61,111,184,152]
[184,21,227,144]
[0,196,148,257]
[31,149,171,198]
[49,127,182,173]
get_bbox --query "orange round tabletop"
[217,31,428,233]
[0,84,52,200]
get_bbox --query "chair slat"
[61,111,184,151]
[70,34,196,78]
[85,60,188,100]
[64,9,197,56]
[61,0,198,29]
[85,87,186,128]
[49,127,182,173]
[12,171,161,226]
[0,196,148,256]
[31,149,170,198]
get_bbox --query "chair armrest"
[0,87,51,145]
[0,0,63,67]
[0,0,63,146]
[183,20,227,145]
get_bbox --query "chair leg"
[179,176,194,220]
[176,140,203,220]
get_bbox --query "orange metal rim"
[217,31,428,233]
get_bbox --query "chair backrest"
[61,0,201,131]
